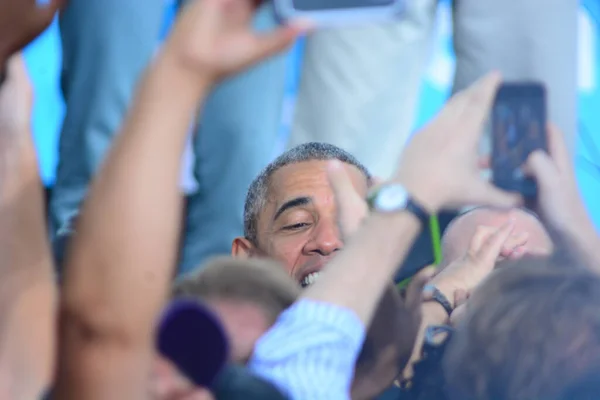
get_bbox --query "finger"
[523,149,558,190]
[546,123,572,172]
[405,267,435,308]
[500,231,529,257]
[478,155,491,170]
[476,218,516,265]
[243,22,310,67]
[507,246,526,260]
[468,225,496,255]
[473,181,522,209]
[455,71,502,135]
[327,160,367,238]
[327,160,357,201]
[453,289,470,308]
[441,73,498,116]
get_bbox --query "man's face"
[234,160,368,286]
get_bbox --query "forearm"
[304,212,422,325]
[61,49,210,342]
[0,131,56,398]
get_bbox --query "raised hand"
[392,72,521,214]
[469,225,529,260]
[524,124,590,233]
[167,0,308,85]
[432,219,517,308]
[0,0,66,70]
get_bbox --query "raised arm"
[526,124,600,269]
[54,1,303,398]
[250,72,521,399]
[0,55,56,400]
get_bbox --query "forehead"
[448,209,550,245]
[267,160,368,203]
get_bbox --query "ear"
[231,237,256,259]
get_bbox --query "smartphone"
[491,82,547,199]
[274,0,406,27]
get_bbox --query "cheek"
[266,237,308,273]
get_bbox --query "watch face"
[375,184,409,212]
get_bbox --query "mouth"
[300,271,321,288]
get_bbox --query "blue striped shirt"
[249,299,366,400]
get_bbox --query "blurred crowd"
[0,1,595,400]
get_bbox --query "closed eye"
[282,223,311,231]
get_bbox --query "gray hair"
[244,142,371,244]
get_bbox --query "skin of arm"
[0,55,56,400]
[54,0,301,396]
[303,212,424,326]
[54,48,212,400]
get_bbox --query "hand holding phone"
[491,82,548,199]
[274,0,406,27]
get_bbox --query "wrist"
[427,280,457,309]
[390,173,440,214]
[159,44,215,93]
[422,301,449,325]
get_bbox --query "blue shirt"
[249,299,366,400]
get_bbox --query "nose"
[303,220,343,256]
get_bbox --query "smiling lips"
[300,271,321,288]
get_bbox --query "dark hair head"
[243,142,371,244]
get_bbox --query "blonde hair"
[172,257,300,324]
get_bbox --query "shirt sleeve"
[249,299,366,400]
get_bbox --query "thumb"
[473,182,522,209]
[523,149,557,190]
[327,160,367,238]
[404,267,436,309]
[245,22,310,66]
[475,218,516,266]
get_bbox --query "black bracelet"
[423,285,454,317]
[0,68,6,87]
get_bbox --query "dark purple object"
[157,299,229,388]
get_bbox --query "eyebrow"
[273,197,312,222]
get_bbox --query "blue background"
[24,0,600,230]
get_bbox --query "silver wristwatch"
[367,183,430,226]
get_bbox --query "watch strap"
[367,184,431,227]
[406,198,430,228]
[423,285,454,317]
